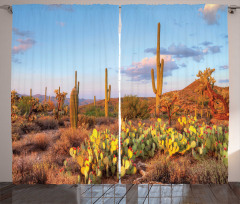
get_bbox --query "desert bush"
[12,122,24,141]
[35,116,58,130]
[32,162,49,184]
[95,117,116,126]
[109,104,118,118]
[144,153,227,184]
[33,133,49,151]
[121,95,150,120]
[78,114,96,129]
[20,122,41,134]
[12,153,49,184]
[95,118,119,135]
[85,106,105,117]
[17,96,32,116]
[53,128,88,155]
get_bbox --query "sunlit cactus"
[151,22,164,117]
[105,68,111,117]
[197,68,229,120]
[70,71,79,128]
[54,86,67,120]
[94,96,96,107]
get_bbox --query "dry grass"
[12,132,53,154]
[12,153,48,184]
[143,152,228,184]
[33,133,49,151]
[35,116,58,130]
[96,119,119,135]
[12,121,40,141]
[78,114,96,129]
[12,153,78,184]
[53,128,89,155]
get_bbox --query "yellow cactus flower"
[157,118,161,123]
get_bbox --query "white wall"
[0,0,239,182]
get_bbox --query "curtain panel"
[11,4,229,184]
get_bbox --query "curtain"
[121,5,229,184]
[11,4,119,184]
[11,4,229,185]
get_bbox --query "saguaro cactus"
[30,88,32,97]
[70,71,79,128]
[94,96,96,107]
[151,23,164,116]
[105,68,111,117]
[45,87,47,102]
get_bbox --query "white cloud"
[199,4,226,25]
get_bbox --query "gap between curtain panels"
[118,6,122,184]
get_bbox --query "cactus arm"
[105,68,108,100]
[151,69,157,94]
[70,71,79,128]
[158,58,164,97]
[75,71,77,89]
[107,85,111,102]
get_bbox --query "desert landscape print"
[11,4,229,184]
[120,4,229,184]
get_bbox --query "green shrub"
[78,114,96,129]
[121,95,150,120]
[17,96,32,116]
[85,106,105,117]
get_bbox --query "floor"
[1,182,240,204]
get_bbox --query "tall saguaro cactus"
[70,71,79,128]
[30,89,32,97]
[151,22,164,116]
[105,68,111,117]
[94,96,96,107]
[45,87,47,102]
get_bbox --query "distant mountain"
[19,94,94,106]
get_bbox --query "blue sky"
[121,4,229,97]
[12,4,228,99]
[12,4,119,99]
